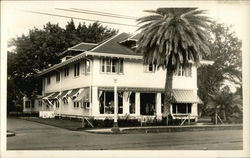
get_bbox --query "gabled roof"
[128,33,141,41]
[36,33,142,76]
[70,42,97,51]
[90,32,138,56]
[59,42,97,57]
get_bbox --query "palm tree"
[136,8,211,124]
[207,86,242,123]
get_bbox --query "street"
[7,118,242,150]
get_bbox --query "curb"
[85,124,243,134]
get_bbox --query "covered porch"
[91,86,202,121]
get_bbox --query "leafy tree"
[197,22,242,116]
[8,20,117,111]
[136,8,211,124]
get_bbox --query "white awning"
[74,88,90,102]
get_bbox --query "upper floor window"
[74,63,80,77]
[175,64,192,77]
[47,75,51,84]
[64,67,69,77]
[56,72,60,82]
[82,59,91,74]
[144,64,155,73]
[100,57,124,74]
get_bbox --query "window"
[144,64,155,73]
[119,59,124,73]
[64,67,69,77]
[25,101,31,108]
[47,75,51,84]
[38,101,43,107]
[175,64,192,77]
[112,58,118,73]
[82,60,91,74]
[99,91,115,114]
[129,92,135,114]
[74,102,80,108]
[84,102,90,109]
[56,72,60,82]
[172,103,192,114]
[55,101,60,108]
[74,63,80,77]
[106,58,111,73]
[100,57,124,74]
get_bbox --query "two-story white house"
[23,32,210,121]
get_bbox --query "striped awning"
[42,93,53,99]
[48,92,60,100]
[68,89,80,99]
[59,90,69,98]
[172,90,203,104]
[73,88,90,102]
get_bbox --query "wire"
[21,10,138,27]
[55,8,138,20]
[70,8,139,20]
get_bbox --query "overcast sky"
[2,1,250,42]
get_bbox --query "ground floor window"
[118,92,123,114]
[38,101,43,107]
[74,101,80,108]
[81,102,90,109]
[140,93,155,115]
[99,91,123,114]
[25,101,31,108]
[172,103,192,114]
[55,100,60,108]
[161,93,165,113]
[129,92,135,114]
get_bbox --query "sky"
[2,1,250,42]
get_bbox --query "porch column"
[156,93,162,119]
[123,92,130,115]
[135,92,140,116]
[192,103,198,121]
[91,86,100,116]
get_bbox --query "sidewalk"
[85,124,243,134]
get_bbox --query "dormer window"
[61,56,73,62]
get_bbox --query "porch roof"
[98,86,165,93]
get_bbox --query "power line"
[71,8,139,20]
[21,10,138,28]
[55,8,138,20]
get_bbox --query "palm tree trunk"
[222,106,227,121]
[164,68,174,125]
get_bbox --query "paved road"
[7,118,242,150]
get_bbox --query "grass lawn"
[20,117,84,130]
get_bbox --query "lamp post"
[111,78,120,133]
